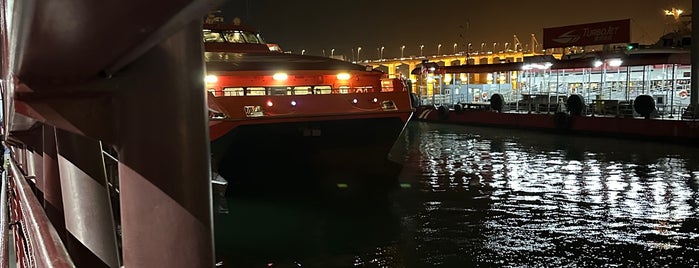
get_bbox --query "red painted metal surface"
[543,19,631,49]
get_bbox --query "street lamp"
[401,45,405,58]
[380,46,384,59]
[493,42,497,52]
[480,42,485,52]
[331,48,335,57]
[453,43,457,54]
[357,46,362,61]
[504,42,509,52]
[301,49,305,55]
[437,43,442,55]
[420,44,424,56]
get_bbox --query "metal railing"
[1,163,9,268]
[7,158,74,268]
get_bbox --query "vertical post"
[42,125,66,241]
[56,129,120,268]
[691,0,699,117]
[116,20,214,267]
[670,64,677,118]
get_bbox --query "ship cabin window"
[223,87,244,96]
[242,32,262,44]
[203,30,225,43]
[246,87,266,96]
[314,86,332,94]
[270,87,290,96]
[339,86,350,94]
[223,31,246,43]
[293,86,312,95]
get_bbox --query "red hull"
[415,106,699,143]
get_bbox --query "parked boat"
[203,16,414,189]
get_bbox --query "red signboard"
[543,19,630,49]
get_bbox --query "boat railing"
[6,153,74,267]
[1,160,8,268]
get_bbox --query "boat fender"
[553,112,572,130]
[633,95,656,119]
[566,94,585,116]
[410,93,420,108]
[490,93,505,112]
[437,105,449,119]
[453,103,463,113]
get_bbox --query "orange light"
[337,73,351,80]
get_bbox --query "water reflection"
[392,122,699,267]
[216,121,699,267]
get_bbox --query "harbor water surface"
[214,121,699,267]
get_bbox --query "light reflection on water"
[215,121,699,267]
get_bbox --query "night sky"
[219,0,691,59]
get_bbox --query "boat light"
[352,98,358,104]
[273,72,288,81]
[372,97,378,103]
[205,75,218,83]
[267,100,274,107]
[291,100,297,106]
[593,60,603,68]
[608,58,623,67]
[337,73,351,80]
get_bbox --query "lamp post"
[357,46,362,61]
[480,42,485,52]
[401,45,405,58]
[453,43,457,54]
[420,44,424,56]
[437,43,442,55]
[504,42,509,52]
[380,46,384,59]
[301,49,305,55]
[331,48,335,57]
[493,42,497,52]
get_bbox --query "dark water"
[214,121,699,267]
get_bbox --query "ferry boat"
[203,16,414,189]
[412,17,699,144]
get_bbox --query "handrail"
[8,159,74,267]
[1,163,9,268]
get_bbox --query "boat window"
[223,31,246,43]
[339,86,349,94]
[270,87,290,96]
[223,87,244,96]
[314,86,332,94]
[293,86,312,95]
[242,32,261,44]
[246,87,266,96]
[203,30,225,43]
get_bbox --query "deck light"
[291,100,297,106]
[372,97,378,103]
[273,72,288,81]
[337,73,351,80]
[608,58,623,67]
[593,60,603,68]
[205,75,218,83]
[267,100,274,107]
[352,98,358,104]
